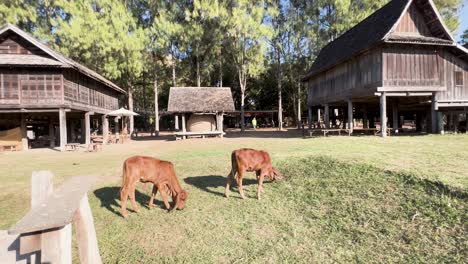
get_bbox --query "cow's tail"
[229,151,237,180]
[121,160,129,192]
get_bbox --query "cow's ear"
[180,190,188,200]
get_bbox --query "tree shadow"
[93,186,166,217]
[184,175,260,198]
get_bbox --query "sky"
[456,0,468,42]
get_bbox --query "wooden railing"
[0,171,102,263]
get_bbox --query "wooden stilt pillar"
[59,108,67,151]
[347,99,353,133]
[216,112,224,138]
[49,119,55,148]
[21,114,28,151]
[175,115,179,131]
[181,114,186,139]
[308,107,312,129]
[363,106,369,129]
[317,108,321,127]
[102,115,109,144]
[437,112,444,135]
[380,93,387,137]
[324,104,330,129]
[85,112,91,145]
[70,120,76,143]
[431,93,437,133]
[392,100,398,133]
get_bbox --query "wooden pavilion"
[0,23,126,151]
[303,0,468,137]
[167,87,235,139]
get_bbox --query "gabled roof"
[303,0,456,81]
[167,87,235,113]
[0,23,126,94]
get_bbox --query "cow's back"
[233,148,271,170]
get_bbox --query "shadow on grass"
[184,175,260,198]
[93,186,166,217]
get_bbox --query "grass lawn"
[0,131,467,262]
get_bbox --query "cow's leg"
[225,170,235,198]
[129,183,139,213]
[257,170,266,200]
[148,184,158,209]
[158,184,171,211]
[236,169,246,199]
[120,187,129,218]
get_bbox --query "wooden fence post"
[74,195,102,264]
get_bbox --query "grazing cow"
[225,148,282,200]
[120,156,188,218]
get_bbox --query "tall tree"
[53,0,145,134]
[459,28,468,45]
[226,0,271,132]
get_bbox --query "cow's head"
[269,167,283,181]
[175,190,188,210]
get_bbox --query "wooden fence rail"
[0,171,102,264]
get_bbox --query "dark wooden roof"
[303,0,456,81]
[0,23,126,94]
[167,87,235,113]
[0,54,65,66]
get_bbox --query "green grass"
[89,156,466,263]
[0,133,467,262]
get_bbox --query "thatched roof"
[167,87,235,113]
[303,0,455,81]
[0,23,126,94]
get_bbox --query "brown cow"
[120,156,188,218]
[225,148,282,200]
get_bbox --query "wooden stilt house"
[0,24,126,151]
[303,0,468,136]
[167,87,235,139]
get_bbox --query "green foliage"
[460,28,468,45]
[433,0,462,32]
[0,0,464,125]
[0,0,37,30]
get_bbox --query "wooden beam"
[377,86,445,92]
[437,112,444,134]
[9,175,97,235]
[41,225,72,264]
[380,93,387,137]
[308,107,312,129]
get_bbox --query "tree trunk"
[128,82,134,136]
[196,56,201,87]
[154,79,159,136]
[219,56,223,87]
[239,70,246,132]
[277,62,283,131]
[297,81,302,128]
[171,43,176,87]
